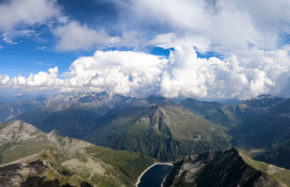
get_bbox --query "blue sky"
[0,40,77,77]
[0,0,290,99]
[0,0,172,77]
[0,0,119,77]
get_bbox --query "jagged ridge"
[0,120,155,187]
[163,148,290,187]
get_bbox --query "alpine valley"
[1,92,290,186]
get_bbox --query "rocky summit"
[0,120,155,187]
[163,148,290,187]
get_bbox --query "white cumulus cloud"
[53,21,120,51]
[123,0,290,53]
[159,46,284,99]
[1,46,290,99]
[63,50,167,95]
[0,0,60,31]
[0,51,167,97]
[0,0,61,44]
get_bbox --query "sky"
[0,0,290,99]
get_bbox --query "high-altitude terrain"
[13,93,233,161]
[253,140,290,170]
[0,92,290,168]
[163,148,290,187]
[0,120,155,187]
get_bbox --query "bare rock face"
[163,148,286,187]
[0,160,48,187]
[0,120,45,145]
[0,160,77,187]
[0,120,155,187]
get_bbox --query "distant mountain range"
[1,92,290,187]
[0,92,290,168]
[7,93,232,161]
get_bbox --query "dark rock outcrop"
[163,148,284,187]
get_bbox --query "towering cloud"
[159,46,288,99]
[0,0,289,99]
[1,46,290,99]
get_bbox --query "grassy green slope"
[87,104,232,161]
[180,98,239,128]
[0,120,155,187]
[240,150,290,186]
[253,140,290,170]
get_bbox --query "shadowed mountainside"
[163,148,290,187]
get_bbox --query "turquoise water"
[138,164,173,187]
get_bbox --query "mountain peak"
[77,91,110,103]
[0,121,156,187]
[0,120,44,147]
[256,94,276,99]
[4,120,40,133]
[185,147,240,165]
[47,129,59,143]
[164,148,287,187]
[146,95,168,104]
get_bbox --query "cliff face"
[163,148,289,187]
